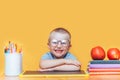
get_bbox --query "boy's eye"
[61,42,67,45]
[61,40,68,44]
[51,40,58,44]
[52,41,57,44]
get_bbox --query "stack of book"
[88,60,120,75]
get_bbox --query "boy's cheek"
[48,45,55,51]
[47,44,50,49]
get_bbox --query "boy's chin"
[54,53,66,58]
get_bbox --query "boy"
[39,27,81,71]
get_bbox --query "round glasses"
[50,39,70,47]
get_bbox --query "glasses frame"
[49,39,70,47]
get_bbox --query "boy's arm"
[39,64,81,71]
[40,59,65,69]
[40,59,80,69]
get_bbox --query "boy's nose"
[57,42,62,47]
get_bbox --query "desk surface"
[20,70,87,77]
[1,75,120,80]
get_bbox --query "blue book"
[90,60,120,64]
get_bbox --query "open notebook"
[20,70,88,77]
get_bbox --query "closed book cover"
[90,60,120,64]
[89,64,120,68]
[19,70,89,77]
[88,68,120,72]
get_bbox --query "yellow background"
[0,0,120,73]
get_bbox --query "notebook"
[20,70,88,77]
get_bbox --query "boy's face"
[48,32,71,59]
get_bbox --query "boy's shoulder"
[65,52,77,60]
[41,52,52,60]
[42,52,52,57]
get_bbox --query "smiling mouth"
[55,50,63,53]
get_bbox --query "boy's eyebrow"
[48,37,71,43]
[50,39,69,41]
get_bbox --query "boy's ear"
[69,44,72,47]
[47,43,50,48]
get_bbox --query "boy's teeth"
[55,50,63,53]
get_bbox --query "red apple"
[107,48,120,60]
[91,46,106,60]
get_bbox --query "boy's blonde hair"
[49,27,71,42]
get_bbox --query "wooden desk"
[1,75,120,80]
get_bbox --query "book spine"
[90,60,120,64]
[88,68,120,72]
[89,72,120,75]
[89,64,120,68]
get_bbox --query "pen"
[19,47,22,54]
[15,43,17,53]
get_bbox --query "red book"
[89,72,120,75]
[89,68,120,72]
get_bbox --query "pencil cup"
[5,53,22,76]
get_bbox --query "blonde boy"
[39,28,81,71]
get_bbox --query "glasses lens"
[61,40,68,46]
[51,40,58,46]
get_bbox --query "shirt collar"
[50,52,68,59]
